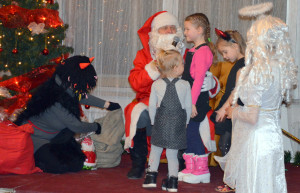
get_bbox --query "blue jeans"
[184,120,205,155]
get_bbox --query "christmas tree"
[0,0,73,77]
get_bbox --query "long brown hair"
[216,30,246,56]
[185,13,218,64]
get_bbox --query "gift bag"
[0,120,42,174]
[91,109,125,168]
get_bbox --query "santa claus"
[124,11,219,180]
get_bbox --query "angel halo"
[239,2,273,18]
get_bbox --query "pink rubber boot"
[182,154,210,184]
[178,153,194,181]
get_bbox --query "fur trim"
[124,102,148,149]
[199,115,216,152]
[209,76,220,98]
[151,12,179,30]
[145,62,160,80]
[239,2,273,17]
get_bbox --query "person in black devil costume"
[15,55,121,174]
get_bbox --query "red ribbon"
[0,65,56,116]
[0,5,63,28]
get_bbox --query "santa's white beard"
[149,31,184,59]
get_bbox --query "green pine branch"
[0,0,73,77]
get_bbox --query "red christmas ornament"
[54,56,62,64]
[0,48,3,52]
[42,48,49,55]
[46,0,54,4]
[85,105,90,109]
[12,48,18,54]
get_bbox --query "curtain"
[284,0,300,160]
[176,0,286,45]
[57,0,288,121]
[287,0,300,99]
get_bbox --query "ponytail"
[205,25,218,64]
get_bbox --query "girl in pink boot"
[178,13,217,184]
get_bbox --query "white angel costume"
[215,66,287,193]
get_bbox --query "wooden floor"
[0,154,299,193]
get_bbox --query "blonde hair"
[232,15,297,105]
[185,13,218,64]
[154,49,182,78]
[216,30,246,56]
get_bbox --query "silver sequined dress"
[215,66,287,193]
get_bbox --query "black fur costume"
[15,56,103,174]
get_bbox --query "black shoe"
[142,171,158,188]
[162,178,168,191]
[166,176,178,192]
[127,167,145,179]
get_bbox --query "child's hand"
[225,106,234,119]
[228,95,234,106]
[216,108,226,122]
[191,105,198,118]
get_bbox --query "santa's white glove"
[201,71,215,92]
[145,60,160,80]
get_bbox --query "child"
[214,29,246,156]
[215,3,297,193]
[178,13,216,184]
[142,49,192,192]
[213,29,246,192]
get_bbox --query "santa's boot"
[127,128,148,179]
[178,153,194,181]
[182,154,210,184]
